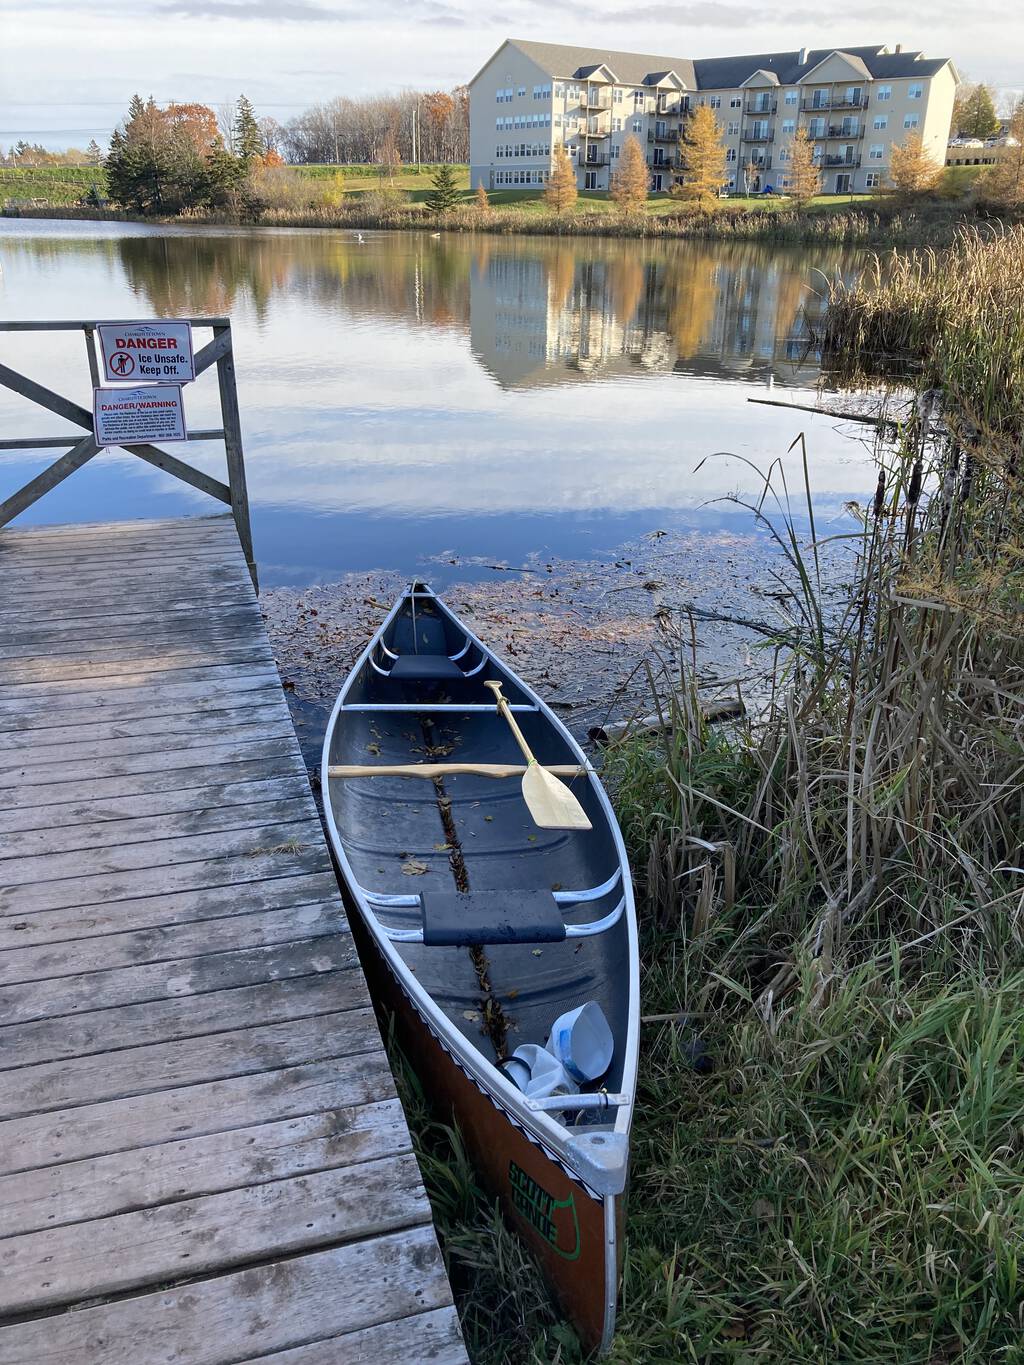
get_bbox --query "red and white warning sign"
[93,385,188,447]
[97,320,195,384]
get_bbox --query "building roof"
[491,39,953,91]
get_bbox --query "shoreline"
[2,198,1007,247]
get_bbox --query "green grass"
[0,164,105,204]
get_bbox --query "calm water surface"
[0,220,872,588]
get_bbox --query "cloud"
[155,0,465,20]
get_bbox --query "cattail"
[872,471,885,519]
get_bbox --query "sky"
[1,0,1020,151]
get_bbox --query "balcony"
[583,122,611,139]
[823,154,861,168]
[744,156,773,171]
[826,125,865,139]
[657,97,684,116]
[745,99,778,115]
[801,95,869,112]
[584,92,612,111]
[582,152,611,167]
[742,128,775,143]
[650,154,684,171]
[647,127,680,143]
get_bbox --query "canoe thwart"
[482,681,593,832]
[328,763,586,780]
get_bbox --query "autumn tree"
[889,133,943,196]
[474,182,491,215]
[106,94,243,215]
[610,134,649,214]
[545,145,578,214]
[978,101,1024,205]
[233,95,263,163]
[426,162,460,213]
[675,104,727,207]
[376,127,401,184]
[786,127,822,204]
[954,82,1001,140]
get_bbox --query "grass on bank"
[395,225,1024,1362]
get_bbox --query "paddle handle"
[328,763,584,779]
[483,680,535,765]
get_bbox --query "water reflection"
[0,222,868,587]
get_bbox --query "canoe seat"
[389,654,464,682]
[421,889,566,947]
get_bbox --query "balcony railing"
[584,92,612,110]
[657,98,684,116]
[801,95,869,112]
[582,153,611,167]
[650,154,684,171]
[823,154,861,168]
[647,127,680,143]
[742,128,775,143]
[745,99,778,115]
[744,157,773,172]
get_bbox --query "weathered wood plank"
[0,639,275,684]
[0,670,285,726]
[0,689,285,741]
[0,737,305,808]
[0,1097,409,1238]
[0,1154,432,1316]
[0,968,361,1068]
[0,585,254,627]
[1,717,297,772]
[0,934,356,1026]
[2,701,294,755]
[0,869,338,948]
[0,752,311,816]
[237,1308,467,1365]
[0,1227,457,1365]
[0,514,234,543]
[0,660,286,703]
[0,606,262,651]
[0,1052,396,1176]
[0,792,316,861]
[0,1007,381,1120]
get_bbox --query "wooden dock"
[0,515,467,1364]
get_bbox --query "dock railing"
[0,318,257,590]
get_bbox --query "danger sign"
[94,385,188,447]
[97,321,195,384]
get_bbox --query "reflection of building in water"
[470,243,840,390]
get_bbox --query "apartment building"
[469,40,958,196]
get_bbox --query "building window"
[730,96,742,108]
[784,89,798,105]
[874,115,888,130]
[781,119,795,134]
[709,95,722,108]
[865,171,880,187]
[613,87,624,103]
[517,86,526,97]
[612,143,620,158]
[778,147,789,163]
[727,120,739,135]
[725,147,737,162]
[612,117,622,132]
[555,84,564,98]
[869,143,884,160]
[908,83,923,99]
[876,85,892,101]
[904,114,920,129]
[584,171,597,189]
[632,118,642,133]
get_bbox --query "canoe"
[321,583,639,1354]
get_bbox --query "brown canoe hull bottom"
[360,926,618,1354]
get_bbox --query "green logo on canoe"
[508,1159,581,1261]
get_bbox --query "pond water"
[0,220,875,591]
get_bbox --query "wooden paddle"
[483,680,592,831]
[328,763,584,779]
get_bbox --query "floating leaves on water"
[401,859,429,876]
[462,1010,480,1022]
[433,842,452,852]
[531,949,543,957]
[366,742,381,755]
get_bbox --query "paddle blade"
[522,763,592,831]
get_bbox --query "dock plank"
[0,517,464,1363]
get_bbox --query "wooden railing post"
[213,322,258,594]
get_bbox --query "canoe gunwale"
[321,582,640,1178]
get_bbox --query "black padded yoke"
[420,890,567,946]
[389,654,463,681]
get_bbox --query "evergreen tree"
[233,95,263,162]
[610,134,649,214]
[675,105,728,207]
[889,134,943,196]
[105,93,244,215]
[787,128,822,204]
[955,83,1001,140]
[426,162,460,213]
[86,139,103,166]
[544,144,578,214]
